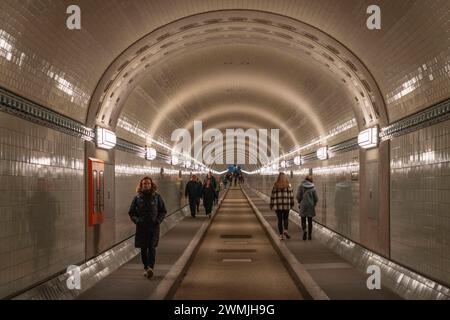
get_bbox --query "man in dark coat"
[185,175,202,217]
[129,177,167,279]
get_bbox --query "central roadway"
[173,186,304,300]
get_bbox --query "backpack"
[303,188,315,207]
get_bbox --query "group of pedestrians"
[127,171,317,281]
[270,172,318,241]
[184,171,219,218]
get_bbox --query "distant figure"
[222,174,228,189]
[30,178,57,272]
[334,176,352,236]
[297,175,319,241]
[195,176,202,213]
[214,176,221,205]
[232,165,238,186]
[185,175,202,218]
[270,172,295,240]
[202,179,215,218]
[129,177,167,279]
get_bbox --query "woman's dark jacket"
[202,185,215,210]
[128,191,167,248]
[296,180,319,218]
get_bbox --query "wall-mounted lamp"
[317,146,328,160]
[96,127,116,150]
[358,126,379,149]
[145,147,157,160]
[294,156,302,166]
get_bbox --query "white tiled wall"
[391,119,450,286]
[0,112,85,299]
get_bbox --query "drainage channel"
[172,186,304,300]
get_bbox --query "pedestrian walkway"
[173,186,304,300]
[243,186,401,300]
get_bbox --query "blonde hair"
[274,172,290,189]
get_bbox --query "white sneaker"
[279,234,284,240]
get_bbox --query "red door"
[88,158,105,225]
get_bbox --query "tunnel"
[0,0,450,305]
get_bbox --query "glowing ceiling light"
[96,127,116,150]
[317,146,328,160]
[171,156,179,166]
[358,126,379,149]
[280,160,286,168]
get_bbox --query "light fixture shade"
[272,163,279,170]
[145,147,157,160]
[194,164,199,170]
[96,127,116,149]
[171,156,179,165]
[358,126,379,149]
[184,160,191,168]
[294,156,302,166]
[280,160,286,168]
[317,146,328,160]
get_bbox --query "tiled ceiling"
[0,0,448,170]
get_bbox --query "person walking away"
[185,175,201,218]
[202,179,215,218]
[269,172,294,240]
[129,177,167,279]
[297,174,319,240]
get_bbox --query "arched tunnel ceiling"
[115,41,360,162]
[92,9,387,132]
[0,0,449,170]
